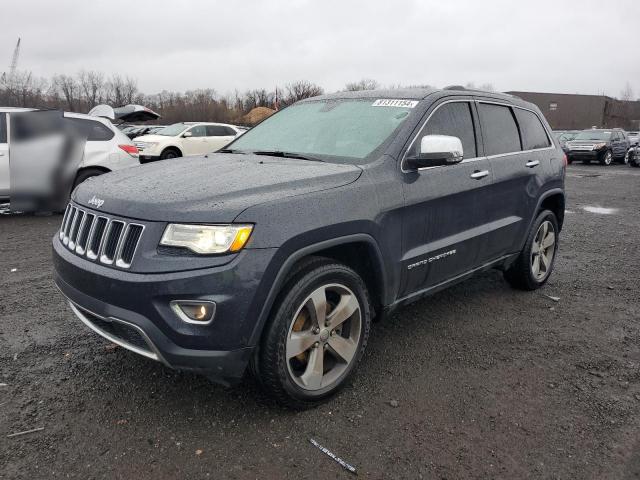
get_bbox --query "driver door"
[400,100,492,296]
[182,125,209,156]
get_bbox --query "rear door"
[477,101,552,262]
[0,113,8,198]
[205,125,237,152]
[400,99,492,296]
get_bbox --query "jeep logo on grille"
[87,196,104,208]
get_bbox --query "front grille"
[567,143,597,151]
[59,203,145,269]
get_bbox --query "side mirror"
[405,135,464,170]
[182,131,193,138]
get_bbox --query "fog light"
[170,301,216,325]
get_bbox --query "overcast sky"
[1,0,639,98]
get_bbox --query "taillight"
[562,153,568,167]
[119,144,139,156]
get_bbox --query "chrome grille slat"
[68,210,85,250]
[62,207,76,245]
[57,203,144,269]
[100,220,125,265]
[87,217,108,260]
[59,205,71,240]
[75,214,95,255]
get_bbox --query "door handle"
[470,170,489,180]
[525,160,540,168]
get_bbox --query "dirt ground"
[1,163,639,479]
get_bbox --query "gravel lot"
[1,164,639,479]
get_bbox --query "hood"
[133,134,169,143]
[73,154,362,222]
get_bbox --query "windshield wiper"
[218,148,246,154]
[252,150,323,162]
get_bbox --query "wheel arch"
[248,234,388,347]
[161,145,182,157]
[537,189,565,231]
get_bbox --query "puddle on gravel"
[582,206,619,215]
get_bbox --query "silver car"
[0,107,140,203]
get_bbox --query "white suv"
[134,122,245,162]
[0,108,140,203]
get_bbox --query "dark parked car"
[53,88,566,408]
[627,145,640,167]
[565,128,629,165]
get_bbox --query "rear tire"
[504,210,559,291]
[256,259,371,409]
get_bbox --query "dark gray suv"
[53,88,566,408]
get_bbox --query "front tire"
[599,150,613,166]
[160,148,181,160]
[504,210,559,290]
[256,259,371,409]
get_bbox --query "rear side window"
[206,125,235,136]
[0,113,6,143]
[69,118,114,141]
[416,102,477,159]
[514,109,551,150]
[478,103,521,156]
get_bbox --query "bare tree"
[345,79,380,91]
[52,74,80,111]
[78,70,106,108]
[282,80,323,106]
[106,74,139,106]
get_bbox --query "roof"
[307,86,519,103]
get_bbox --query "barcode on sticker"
[372,99,419,108]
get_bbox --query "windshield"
[573,130,611,141]
[227,99,416,161]
[155,123,188,136]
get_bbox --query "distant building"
[506,91,640,131]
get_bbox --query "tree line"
[0,70,495,125]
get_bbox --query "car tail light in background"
[118,144,139,157]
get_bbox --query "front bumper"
[139,154,161,164]
[566,150,601,161]
[53,236,278,385]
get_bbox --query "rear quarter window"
[514,109,551,150]
[478,103,521,156]
[69,118,115,141]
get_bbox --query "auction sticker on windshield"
[372,99,419,108]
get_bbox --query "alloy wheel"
[286,283,362,391]
[531,220,556,281]
[604,151,612,165]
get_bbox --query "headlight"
[160,224,253,254]
[140,142,158,149]
[592,142,606,150]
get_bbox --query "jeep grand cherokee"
[53,88,566,408]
